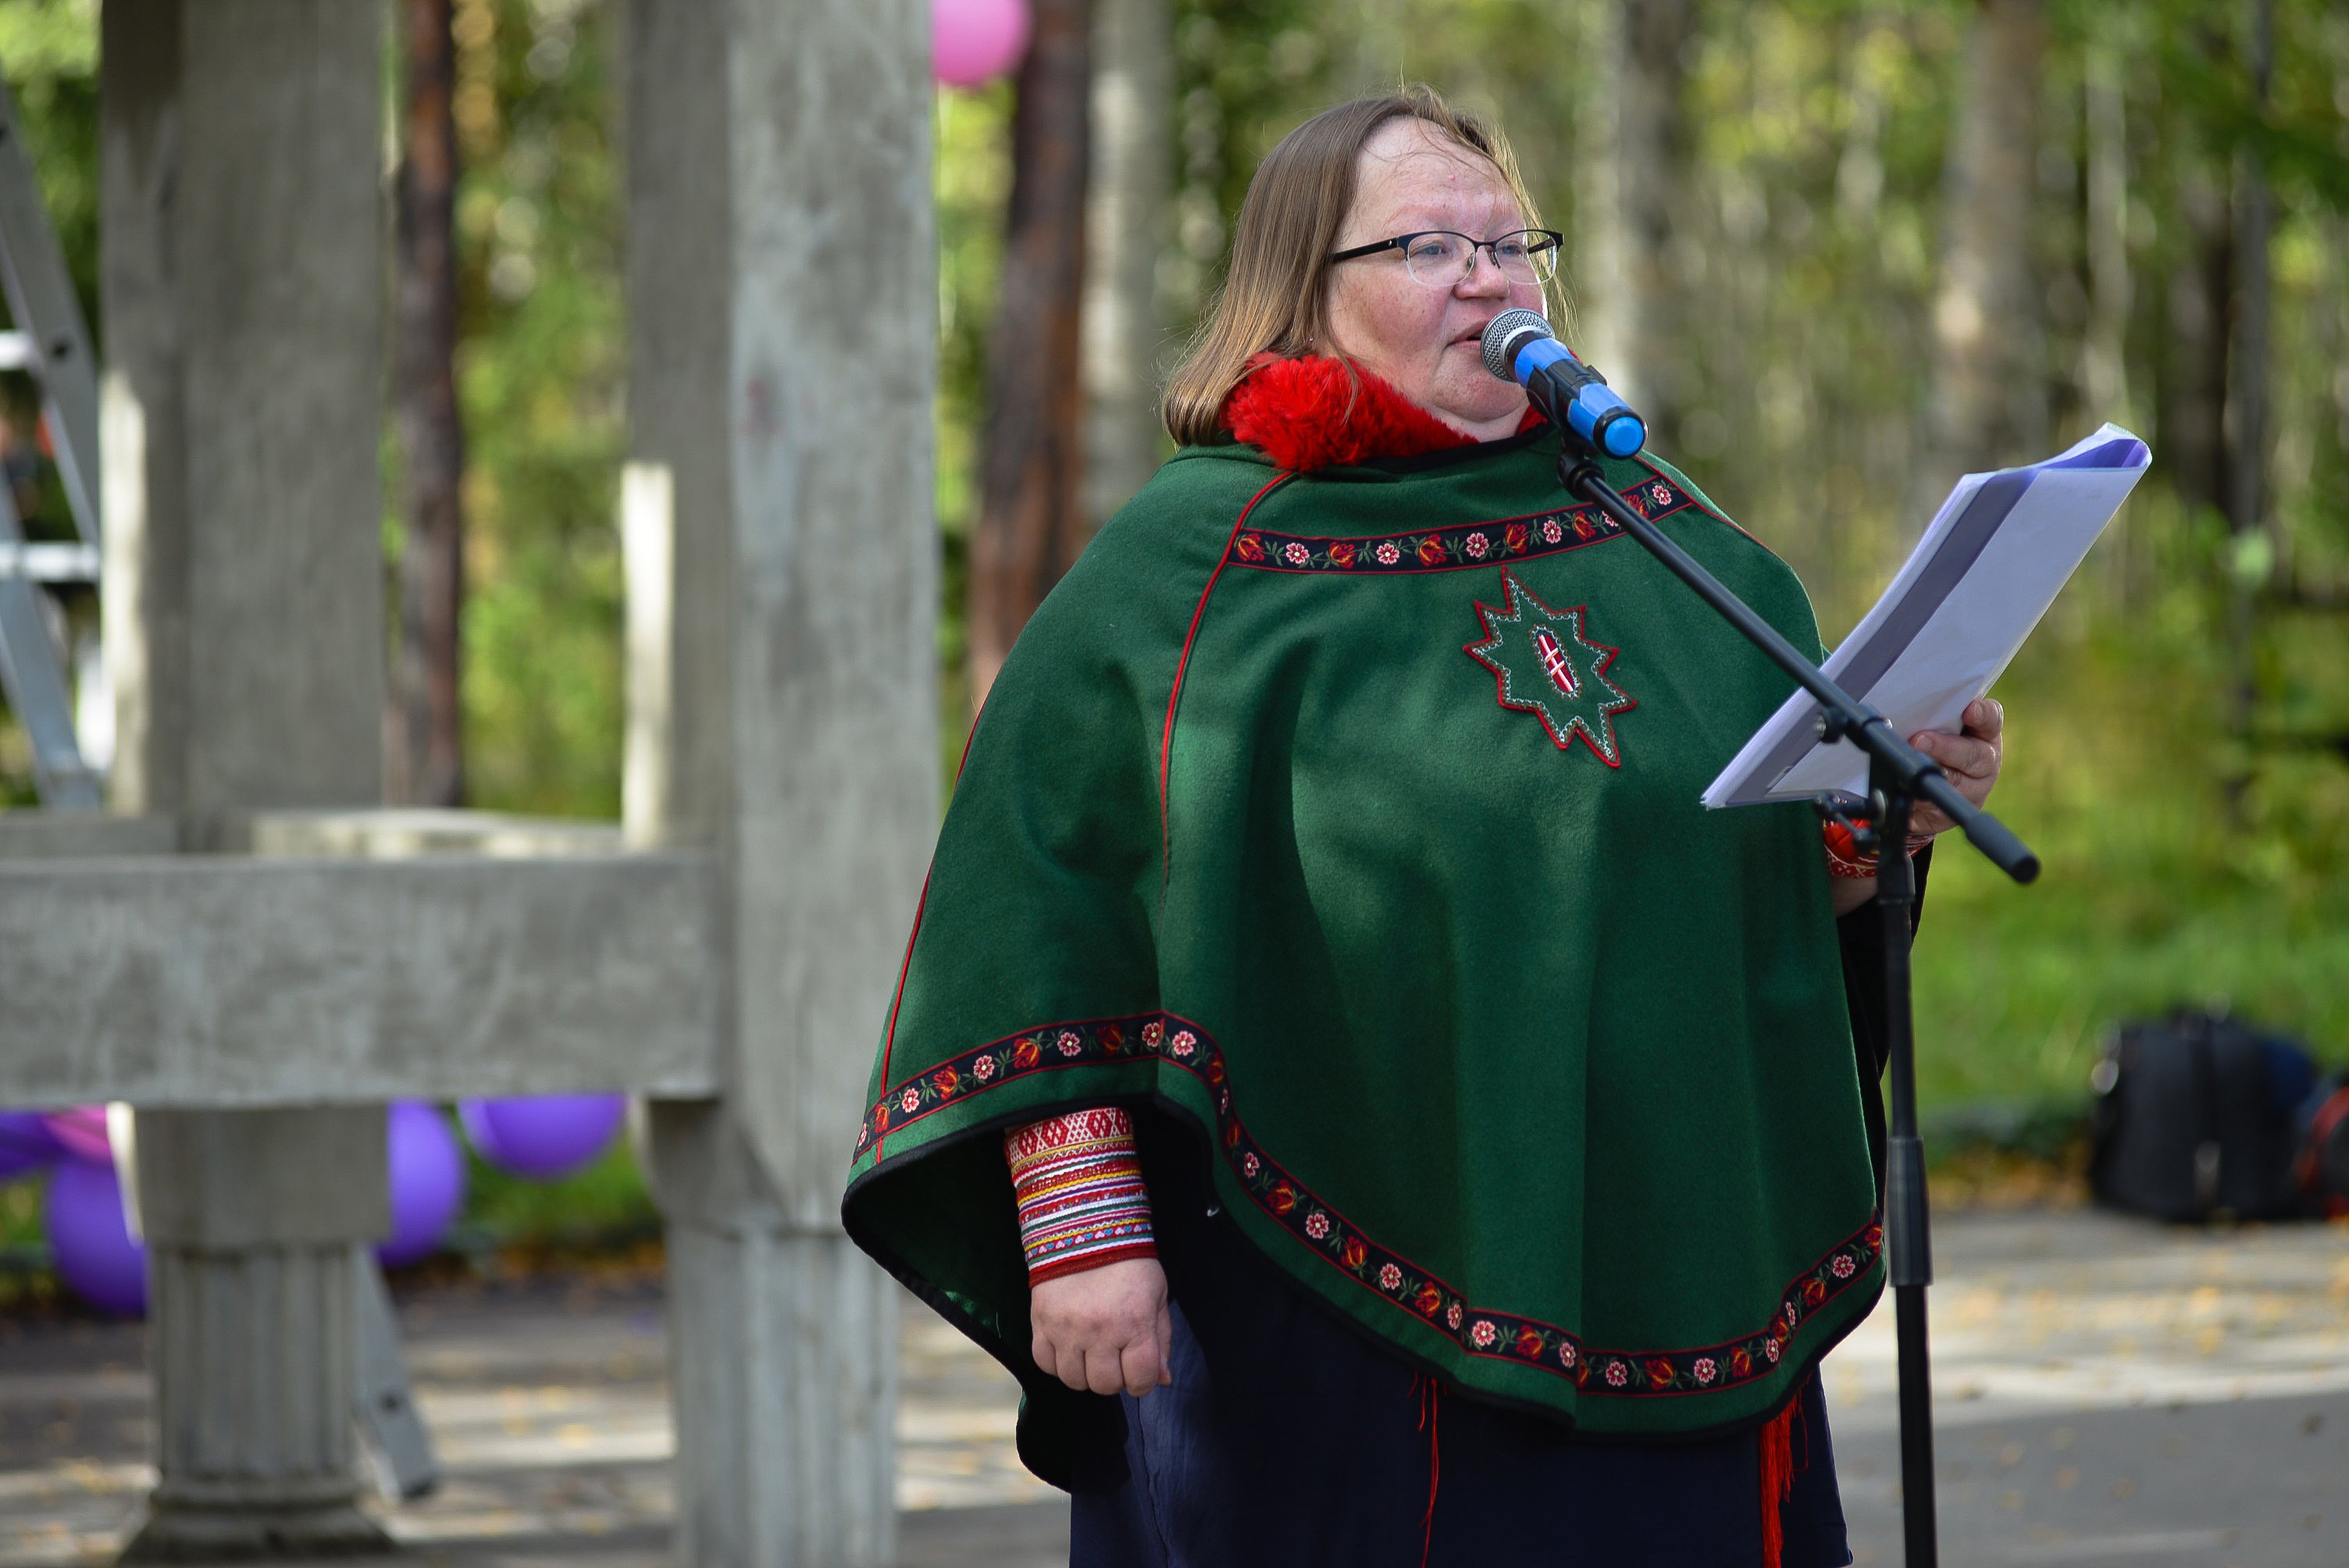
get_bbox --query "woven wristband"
[1004,1107,1157,1285]
[1822,818,1937,880]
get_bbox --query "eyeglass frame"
[1324,228,1564,287]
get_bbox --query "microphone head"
[1481,308,1553,381]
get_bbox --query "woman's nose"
[1457,248,1510,295]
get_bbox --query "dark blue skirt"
[1070,1211,1852,1568]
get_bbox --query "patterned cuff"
[1004,1107,1157,1285]
[1821,819,1937,880]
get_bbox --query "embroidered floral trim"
[857,1014,1883,1398]
[1228,476,1691,576]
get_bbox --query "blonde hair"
[1160,85,1556,447]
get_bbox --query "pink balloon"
[41,1107,111,1164]
[933,0,1030,87]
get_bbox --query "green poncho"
[843,422,1883,1483]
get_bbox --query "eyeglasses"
[1326,228,1563,289]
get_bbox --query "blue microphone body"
[1481,310,1647,459]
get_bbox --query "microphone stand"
[1550,437,2041,1568]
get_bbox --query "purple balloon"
[0,1112,62,1184]
[378,1102,468,1268]
[45,1160,147,1317]
[459,1094,626,1181]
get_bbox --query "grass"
[1909,546,2349,1110]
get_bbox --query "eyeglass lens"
[1403,232,1557,288]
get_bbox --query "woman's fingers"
[1155,1303,1174,1386]
[1085,1345,1130,1397]
[1038,1323,1167,1396]
[1119,1334,1163,1397]
[1917,732,1998,790]
[1028,1256,1175,1396]
[1038,1314,1164,1389]
[1905,697,2008,834]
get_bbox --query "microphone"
[1480,308,1647,459]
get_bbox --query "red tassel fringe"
[1759,1395,1796,1568]
[1413,1373,1442,1568]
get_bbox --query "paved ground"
[0,1208,2344,1566]
[1830,1210,2349,1566]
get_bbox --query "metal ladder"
[0,74,102,809]
[0,75,440,1501]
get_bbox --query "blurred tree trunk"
[1572,0,1624,369]
[1581,0,1696,440]
[2080,33,2131,427]
[2160,174,2233,515]
[1080,0,1170,533]
[1919,0,2046,508]
[2082,21,2137,601]
[968,0,1093,714]
[2223,0,2274,783]
[390,0,466,805]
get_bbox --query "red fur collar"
[1220,354,1541,472]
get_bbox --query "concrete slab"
[0,853,722,1107]
[4,1207,2343,1566]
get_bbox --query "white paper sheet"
[1703,423,2151,808]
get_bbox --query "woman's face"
[1323,119,1543,441]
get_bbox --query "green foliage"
[935,82,1016,766]
[0,0,97,330]
[451,1133,658,1256]
[0,0,2340,1177]
[1915,492,2349,1106]
[0,1,97,803]
[439,0,627,817]
[937,0,2349,1122]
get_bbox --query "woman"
[844,87,2003,1566]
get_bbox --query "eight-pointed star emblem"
[1462,569,1635,767]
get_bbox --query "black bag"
[2087,1008,2312,1222]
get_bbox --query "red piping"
[1159,472,1296,854]
[1635,454,1769,551]
[1416,1373,1442,1567]
[870,869,933,1161]
[871,670,996,1159]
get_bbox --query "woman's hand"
[1827,697,2004,915]
[1031,1256,1174,1398]
[1908,697,2005,836]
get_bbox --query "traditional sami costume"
[844,356,1917,1566]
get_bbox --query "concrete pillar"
[102,3,392,1556]
[622,0,937,1562]
[128,1111,390,1559]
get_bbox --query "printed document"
[1704,423,2151,808]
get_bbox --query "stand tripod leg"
[1895,1285,1938,1563]
[1874,778,1937,1567]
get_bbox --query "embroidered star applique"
[1463,569,1635,767]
